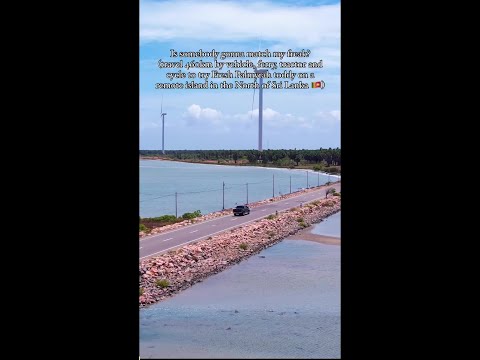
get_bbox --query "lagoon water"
[312,211,341,238]
[139,222,341,359]
[140,160,339,218]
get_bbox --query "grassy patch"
[311,200,320,206]
[155,279,170,288]
[239,243,248,250]
[266,214,276,220]
[140,214,183,231]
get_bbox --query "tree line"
[140,148,341,169]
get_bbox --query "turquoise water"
[140,160,339,218]
[312,211,341,238]
[139,237,340,359]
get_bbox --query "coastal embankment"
[139,195,341,307]
[139,182,340,238]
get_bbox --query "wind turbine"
[252,64,268,152]
[161,95,167,155]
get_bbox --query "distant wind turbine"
[161,95,167,155]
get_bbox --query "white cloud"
[185,104,222,122]
[183,105,316,130]
[183,104,228,131]
[314,110,340,126]
[140,0,340,47]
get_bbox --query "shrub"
[290,207,299,212]
[139,287,144,296]
[311,200,320,206]
[148,215,177,222]
[266,214,276,220]
[296,217,304,223]
[155,279,170,288]
[139,224,147,232]
[324,166,340,174]
[299,222,308,228]
[182,210,202,220]
[239,243,248,250]
[333,192,340,196]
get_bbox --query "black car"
[233,205,250,216]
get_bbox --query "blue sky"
[140,0,340,150]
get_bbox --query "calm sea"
[139,237,340,358]
[140,160,339,218]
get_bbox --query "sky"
[140,0,340,150]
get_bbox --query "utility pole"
[272,174,275,198]
[246,183,248,204]
[175,192,177,218]
[290,175,291,194]
[222,181,225,210]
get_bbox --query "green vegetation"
[296,217,304,223]
[148,215,177,222]
[139,211,202,232]
[311,200,320,206]
[182,210,202,220]
[140,148,341,170]
[324,166,340,174]
[313,160,328,172]
[299,221,308,228]
[266,214,277,220]
[139,287,144,296]
[155,279,170,288]
[333,192,341,196]
[239,243,248,250]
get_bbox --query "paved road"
[140,182,341,260]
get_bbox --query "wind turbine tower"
[254,67,268,152]
[161,96,167,155]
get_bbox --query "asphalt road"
[140,182,341,260]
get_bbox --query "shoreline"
[288,231,340,245]
[140,156,341,178]
[139,196,341,307]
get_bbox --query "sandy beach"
[288,227,340,245]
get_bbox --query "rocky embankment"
[139,182,339,238]
[139,196,341,307]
